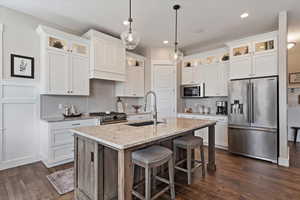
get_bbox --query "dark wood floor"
[1,147,300,200]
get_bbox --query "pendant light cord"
[174,5,180,53]
[128,0,133,33]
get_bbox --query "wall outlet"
[58,104,63,110]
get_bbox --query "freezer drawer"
[228,127,278,163]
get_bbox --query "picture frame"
[289,72,300,84]
[11,54,34,79]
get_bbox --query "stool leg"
[168,158,176,200]
[200,144,205,178]
[187,146,192,185]
[295,129,298,144]
[153,167,157,192]
[145,166,151,200]
[173,143,177,165]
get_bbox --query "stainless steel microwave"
[181,83,205,98]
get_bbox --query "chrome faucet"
[144,91,158,126]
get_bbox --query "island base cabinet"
[75,136,104,200]
[75,136,119,200]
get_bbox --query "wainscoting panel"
[0,81,39,170]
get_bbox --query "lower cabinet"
[75,136,118,200]
[178,113,228,149]
[40,119,98,168]
[75,136,101,200]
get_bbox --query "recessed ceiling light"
[123,20,129,26]
[240,12,249,19]
[288,42,296,49]
[163,40,169,44]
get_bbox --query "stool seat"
[132,145,173,165]
[174,135,203,147]
[132,145,175,200]
[173,135,205,185]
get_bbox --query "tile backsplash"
[181,97,228,114]
[40,79,142,118]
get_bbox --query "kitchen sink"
[127,121,162,127]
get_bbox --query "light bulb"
[128,33,133,42]
[169,50,183,64]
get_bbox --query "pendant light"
[170,4,183,63]
[121,0,140,50]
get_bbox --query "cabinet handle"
[91,152,94,163]
[72,123,81,126]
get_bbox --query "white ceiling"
[1,0,300,52]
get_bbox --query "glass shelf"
[48,37,67,51]
[233,46,249,57]
[255,40,275,53]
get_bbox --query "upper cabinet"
[227,31,278,80]
[37,25,90,96]
[83,30,126,82]
[115,52,145,97]
[182,48,229,97]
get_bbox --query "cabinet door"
[77,138,97,200]
[193,65,205,84]
[252,52,278,77]
[48,36,68,52]
[204,64,218,96]
[134,66,145,97]
[217,63,229,96]
[215,122,228,148]
[182,66,194,85]
[70,55,90,95]
[47,50,69,94]
[71,42,89,57]
[229,56,252,79]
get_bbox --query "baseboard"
[0,156,40,171]
[278,156,289,167]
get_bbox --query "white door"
[70,54,89,95]
[153,65,176,119]
[47,50,69,94]
[252,52,278,77]
[204,64,218,96]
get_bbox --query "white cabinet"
[40,119,98,168]
[83,29,126,82]
[177,113,228,149]
[115,52,145,97]
[182,48,229,97]
[227,31,278,79]
[37,25,90,96]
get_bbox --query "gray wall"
[41,79,141,117]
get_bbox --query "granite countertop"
[71,117,216,150]
[41,115,98,123]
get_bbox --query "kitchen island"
[71,117,216,200]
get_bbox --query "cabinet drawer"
[51,145,74,162]
[51,129,74,147]
[50,119,98,130]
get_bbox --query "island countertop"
[71,117,216,150]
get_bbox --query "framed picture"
[289,72,300,84]
[11,54,34,79]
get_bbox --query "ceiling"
[1,0,300,52]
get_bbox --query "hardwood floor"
[1,148,300,200]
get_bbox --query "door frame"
[151,59,177,116]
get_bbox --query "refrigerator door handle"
[251,82,255,123]
[247,83,251,124]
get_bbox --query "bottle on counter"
[116,97,125,113]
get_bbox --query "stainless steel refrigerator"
[228,77,278,163]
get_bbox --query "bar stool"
[132,145,175,200]
[173,135,205,185]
